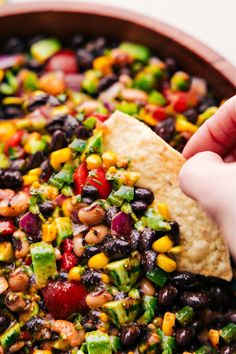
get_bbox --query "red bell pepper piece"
[45,50,78,74]
[0,220,15,236]
[73,162,88,195]
[153,106,166,121]
[172,93,188,113]
[86,167,111,199]
[4,130,24,154]
[92,113,110,122]
[60,251,78,271]
[61,238,73,253]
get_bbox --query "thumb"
[179,151,225,219]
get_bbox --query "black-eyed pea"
[85,225,108,245]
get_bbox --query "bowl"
[0,1,235,99]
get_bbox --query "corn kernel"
[102,151,117,169]
[175,119,198,134]
[23,174,38,186]
[156,254,177,273]
[33,350,52,354]
[50,147,72,170]
[123,171,140,186]
[88,252,109,269]
[153,317,163,328]
[208,329,220,348]
[42,224,57,242]
[28,168,42,177]
[51,105,70,117]
[0,69,4,82]
[101,274,110,284]
[2,97,24,106]
[93,56,112,75]
[162,312,175,336]
[157,202,171,220]
[86,154,102,170]
[100,313,109,322]
[168,246,182,255]
[68,266,84,282]
[0,122,16,143]
[62,198,73,217]
[152,236,173,253]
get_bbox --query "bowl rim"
[0,1,235,89]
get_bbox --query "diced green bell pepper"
[49,162,75,189]
[86,330,112,354]
[138,295,157,324]
[69,138,87,153]
[31,38,61,63]
[146,267,169,287]
[176,306,195,326]
[83,117,97,130]
[82,70,101,95]
[85,131,103,155]
[195,345,216,354]
[220,323,236,343]
[120,42,150,62]
[113,185,134,202]
[116,102,138,115]
[148,90,167,106]
[0,322,20,350]
[157,328,176,354]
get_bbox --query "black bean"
[140,228,157,251]
[40,159,53,182]
[158,284,178,306]
[83,246,101,260]
[49,130,67,152]
[131,200,148,216]
[48,95,62,106]
[176,327,194,347]
[86,37,106,56]
[75,125,91,139]
[70,34,85,49]
[82,270,101,288]
[4,37,25,54]
[26,93,49,112]
[103,237,131,260]
[105,206,119,227]
[170,272,198,288]
[180,291,210,310]
[25,59,44,73]
[220,346,236,354]
[154,117,175,143]
[25,316,45,332]
[0,314,10,333]
[169,221,180,244]
[3,105,23,119]
[198,97,218,113]
[130,229,141,251]
[46,116,64,134]
[141,250,156,272]
[39,201,55,218]
[134,187,154,205]
[121,323,141,347]
[225,310,236,324]
[209,286,232,309]
[98,75,117,93]
[82,197,94,205]
[2,170,23,189]
[27,35,45,48]
[58,272,68,282]
[191,319,203,333]
[82,185,99,199]
[165,57,178,75]
[183,108,198,124]
[27,151,45,170]
[64,115,79,138]
[76,49,93,71]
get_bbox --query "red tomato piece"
[86,167,111,199]
[153,106,166,121]
[173,93,188,113]
[4,130,24,154]
[73,162,88,195]
[92,113,110,122]
[0,220,15,236]
[45,50,78,74]
[61,238,73,253]
[60,251,78,271]
[42,280,88,319]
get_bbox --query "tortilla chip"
[104,111,232,281]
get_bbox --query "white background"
[8,0,236,67]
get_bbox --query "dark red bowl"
[0,1,235,98]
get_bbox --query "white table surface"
[7,0,236,67]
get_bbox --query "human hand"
[179,95,236,260]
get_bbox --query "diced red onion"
[19,212,41,236]
[0,54,25,69]
[111,211,133,236]
[64,73,83,91]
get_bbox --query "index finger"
[183,95,236,159]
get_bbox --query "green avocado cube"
[103,298,140,327]
[31,241,57,289]
[86,330,112,354]
[120,42,150,62]
[0,322,20,350]
[55,217,73,246]
[31,38,61,63]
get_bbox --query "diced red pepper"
[45,50,78,74]
[61,238,73,253]
[153,106,166,121]
[86,167,111,199]
[4,130,24,154]
[73,162,88,195]
[0,220,15,236]
[172,93,188,113]
[92,113,110,122]
[22,186,30,195]
[60,251,78,271]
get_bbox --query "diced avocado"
[82,70,101,95]
[220,323,236,343]
[19,301,39,326]
[86,330,112,354]
[0,152,9,168]
[30,241,57,288]
[103,297,140,327]
[0,242,14,263]
[120,42,150,62]
[116,102,138,115]
[0,322,20,350]
[145,208,171,232]
[105,252,141,292]
[137,295,157,324]
[110,336,121,352]
[113,186,134,203]
[55,217,73,246]
[31,38,61,63]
